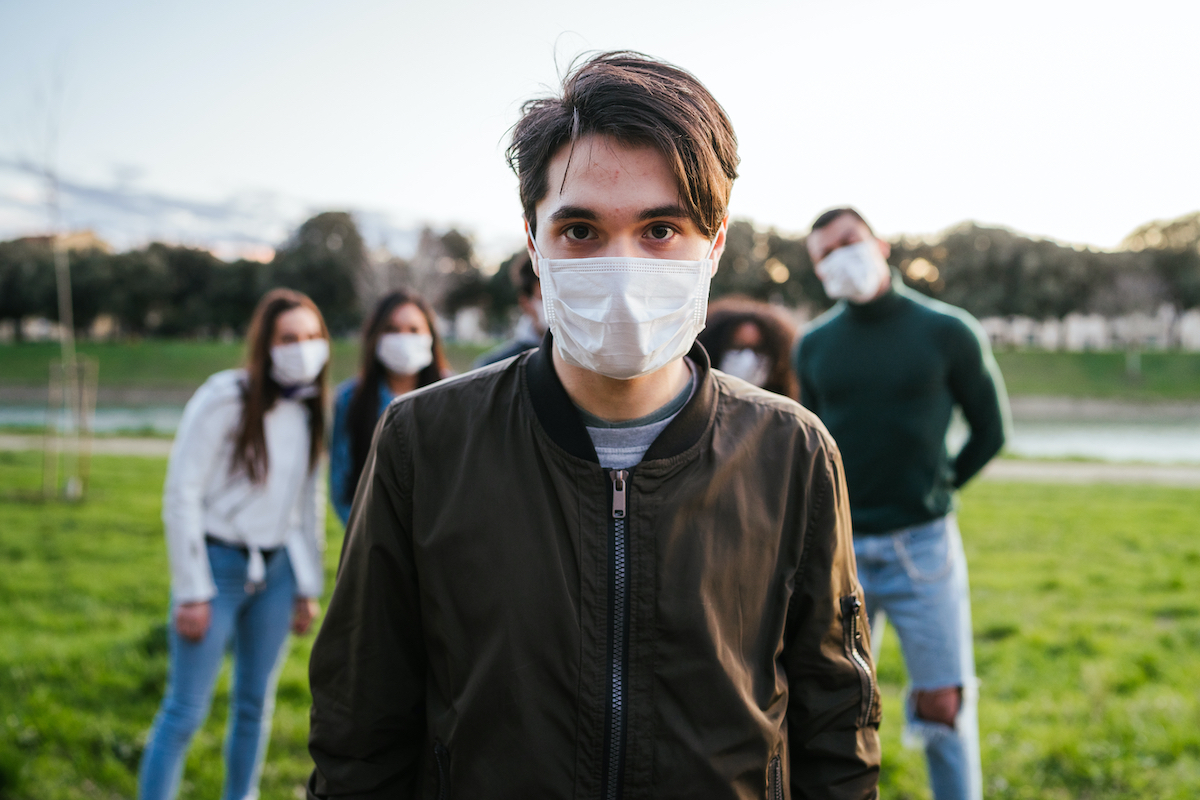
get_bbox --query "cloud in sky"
[0,157,427,261]
[1,0,1197,254]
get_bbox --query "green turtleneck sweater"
[794,279,1009,534]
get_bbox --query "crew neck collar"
[846,270,907,321]
[522,331,716,464]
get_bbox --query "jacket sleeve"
[287,457,327,599]
[782,432,880,800]
[161,379,237,604]
[329,383,354,527]
[308,407,426,799]
[947,316,1010,488]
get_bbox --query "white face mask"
[530,232,719,381]
[376,332,433,376]
[815,240,890,303]
[270,339,329,387]
[719,348,771,387]
[533,295,548,333]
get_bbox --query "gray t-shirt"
[576,360,696,470]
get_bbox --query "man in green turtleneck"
[794,207,1009,800]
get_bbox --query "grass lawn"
[991,350,1200,401]
[0,340,494,390]
[1,452,1198,799]
[2,342,1200,402]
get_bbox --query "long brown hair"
[344,290,448,507]
[698,296,799,400]
[232,288,330,483]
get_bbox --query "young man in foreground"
[308,53,880,799]
[795,208,1009,800]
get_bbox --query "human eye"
[646,224,677,241]
[563,224,594,241]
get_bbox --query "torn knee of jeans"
[914,685,962,727]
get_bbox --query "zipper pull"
[843,595,862,635]
[610,469,628,519]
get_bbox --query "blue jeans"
[853,515,982,800]
[139,542,296,800]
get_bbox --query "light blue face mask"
[529,231,721,380]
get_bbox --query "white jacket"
[162,369,326,603]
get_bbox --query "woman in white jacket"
[139,288,329,800]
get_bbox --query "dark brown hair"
[343,290,448,508]
[506,51,739,238]
[811,207,875,236]
[697,296,799,400]
[233,288,329,483]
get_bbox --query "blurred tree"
[712,220,823,310]
[0,239,56,340]
[888,222,1168,319]
[1123,212,1200,309]
[409,227,487,316]
[207,258,270,335]
[270,212,366,334]
[63,246,113,333]
[106,247,171,335]
[148,244,225,335]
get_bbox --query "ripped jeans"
[853,514,981,800]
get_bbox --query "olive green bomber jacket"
[308,334,880,800]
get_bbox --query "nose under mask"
[531,232,720,380]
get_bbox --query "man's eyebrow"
[547,206,599,224]
[638,205,690,221]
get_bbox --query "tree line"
[2,210,1198,342]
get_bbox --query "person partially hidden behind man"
[473,252,544,368]
[795,207,1009,800]
[307,53,880,799]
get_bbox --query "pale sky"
[1,0,1196,264]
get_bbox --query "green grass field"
[0,340,493,390]
[2,342,1200,401]
[1,452,1198,799]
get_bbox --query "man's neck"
[553,348,690,423]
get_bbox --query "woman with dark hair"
[330,289,449,525]
[697,296,800,399]
[139,288,330,800]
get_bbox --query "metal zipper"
[769,754,783,800]
[601,469,630,800]
[840,595,877,727]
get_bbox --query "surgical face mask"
[720,348,771,387]
[533,295,547,333]
[531,233,719,380]
[270,339,329,387]
[815,240,890,303]
[376,332,433,376]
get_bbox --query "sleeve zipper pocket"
[840,595,878,728]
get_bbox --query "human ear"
[524,217,540,277]
[709,216,730,276]
[877,237,891,260]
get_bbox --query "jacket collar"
[523,331,716,465]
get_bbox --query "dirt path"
[0,434,173,457]
[980,459,1200,487]
[2,434,1198,486]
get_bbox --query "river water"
[1,405,1199,464]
